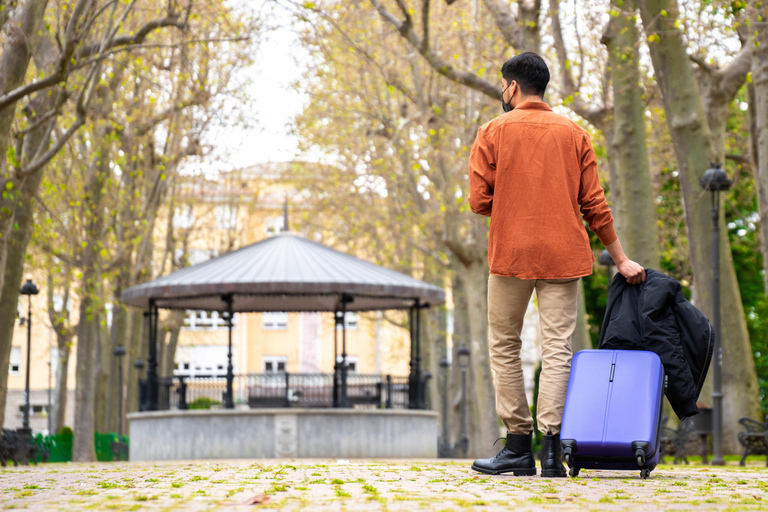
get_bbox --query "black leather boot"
[540,431,567,477]
[470,432,537,476]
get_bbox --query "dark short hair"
[501,52,550,97]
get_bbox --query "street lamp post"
[700,163,731,467]
[456,344,471,457]
[19,278,39,435]
[438,356,451,457]
[134,358,146,411]
[112,346,127,460]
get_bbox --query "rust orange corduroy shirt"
[468,100,617,279]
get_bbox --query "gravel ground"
[1,459,767,510]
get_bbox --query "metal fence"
[156,373,411,411]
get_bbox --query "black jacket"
[598,269,714,419]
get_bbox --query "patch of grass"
[171,482,184,488]
[335,489,351,498]
[330,478,345,485]
[307,479,324,484]
[98,481,118,489]
[270,483,287,492]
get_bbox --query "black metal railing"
[152,373,414,411]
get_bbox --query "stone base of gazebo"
[128,408,438,460]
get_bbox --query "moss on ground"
[0,459,766,510]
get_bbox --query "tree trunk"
[52,335,70,434]
[459,235,498,456]
[73,299,98,461]
[449,252,499,458]
[753,20,768,294]
[0,82,56,428]
[601,0,660,269]
[638,0,762,452]
[126,308,146,417]
[573,279,592,351]
[72,122,111,461]
[161,312,185,377]
[0,0,49,429]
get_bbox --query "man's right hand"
[617,259,646,285]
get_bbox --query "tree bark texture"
[72,122,111,461]
[638,0,761,451]
[601,0,660,269]
[0,0,49,428]
[753,20,768,294]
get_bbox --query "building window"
[215,205,237,230]
[173,205,195,229]
[183,310,234,330]
[335,312,359,330]
[262,312,288,330]
[174,346,229,377]
[264,356,287,373]
[336,355,359,373]
[9,346,20,375]
[264,216,284,237]
[18,404,49,415]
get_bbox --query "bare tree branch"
[370,0,498,99]
[0,13,187,111]
[77,15,186,58]
[481,0,524,49]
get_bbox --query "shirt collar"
[514,100,552,112]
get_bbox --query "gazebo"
[122,232,445,460]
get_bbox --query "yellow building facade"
[3,163,414,431]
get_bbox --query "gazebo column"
[223,294,235,409]
[408,299,429,410]
[333,310,342,407]
[147,299,159,411]
[340,294,352,408]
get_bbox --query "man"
[467,52,645,477]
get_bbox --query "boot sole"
[470,464,537,476]
[540,469,567,478]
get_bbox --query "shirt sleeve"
[578,132,618,246]
[468,125,495,217]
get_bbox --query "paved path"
[1,460,767,510]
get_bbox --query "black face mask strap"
[501,82,514,113]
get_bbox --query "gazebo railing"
[152,373,414,411]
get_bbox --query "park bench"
[659,407,713,464]
[738,416,768,466]
[0,429,46,466]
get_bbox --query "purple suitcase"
[560,349,666,479]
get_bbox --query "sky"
[208,1,307,171]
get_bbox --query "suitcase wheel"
[564,453,571,465]
[637,455,644,467]
[640,468,651,479]
[569,467,580,478]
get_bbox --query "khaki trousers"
[488,274,579,435]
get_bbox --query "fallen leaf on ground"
[222,494,270,506]
[242,494,270,505]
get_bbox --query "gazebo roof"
[121,232,445,312]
